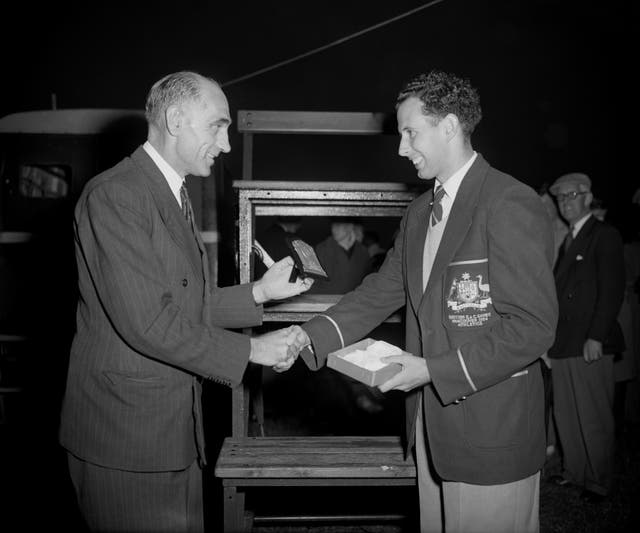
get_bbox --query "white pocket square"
[576,255,583,261]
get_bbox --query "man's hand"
[378,354,430,393]
[272,326,310,373]
[249,326,307,371]
[583,338,603,363]
[252,256,314,304]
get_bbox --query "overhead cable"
[221,0,447,87]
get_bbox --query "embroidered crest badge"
[445,266,494,328]
[447,272,491,310]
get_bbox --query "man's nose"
[217,130,231,153]
[398,137,409,157]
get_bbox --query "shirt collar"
[572,212,592,236]
[142,141,184,206]
[438,151,477,201]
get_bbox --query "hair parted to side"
[145,71,219,126]
[396,70,482,137]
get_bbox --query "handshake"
[249,325,311,373]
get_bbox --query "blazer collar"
[130,146,206,279]
[405,154,489,312]
[554,215,598,278]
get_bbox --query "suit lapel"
[554,215,596,281]
[131,147,205,281]
[405,193,430,313]
[420,156,487,305]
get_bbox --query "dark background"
[2,0,637,207]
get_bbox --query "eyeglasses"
[555,191,587,201]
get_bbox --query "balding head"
[145,71,219,129]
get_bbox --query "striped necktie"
[430,185,446,227]
[180,183,196,233]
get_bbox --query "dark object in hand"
[285,236,329,282]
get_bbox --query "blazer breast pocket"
[443,258,496,330]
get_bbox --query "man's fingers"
[273,355,295,372]
[378,372,404,393]
[381,355,409,365]
[277,256,294,268]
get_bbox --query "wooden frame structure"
[214,110,421,532]
[237,110,398,180]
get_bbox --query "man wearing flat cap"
[548,172,625,503]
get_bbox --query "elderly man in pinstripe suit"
[59,71,312,532]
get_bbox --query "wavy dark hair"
[396,70,482,138]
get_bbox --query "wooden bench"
[214,435,416,532]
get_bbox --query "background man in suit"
[296,70,558,532]
[548,172,625,503]
[310,218,373,295]
[58,71,312,532]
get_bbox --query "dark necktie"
[563,227,574,252]
[430,185,446,227]
[180,183,196,234]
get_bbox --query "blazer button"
[182,278,188,287]
[567,293,573,299]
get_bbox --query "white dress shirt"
[571,212,592,237]
[422,152,478,290]
[142,141,184,207]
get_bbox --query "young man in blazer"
[297,70,558,532]
[59,71,312,532]
[548,172,625,503]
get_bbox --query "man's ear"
[165,105,182,137]
[442,113,460,141]
[584,191,594,208]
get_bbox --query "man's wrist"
[252,280,267,305]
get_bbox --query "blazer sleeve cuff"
[300,315,344,370]
[429,347,477,405]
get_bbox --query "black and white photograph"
[0,1,637,532]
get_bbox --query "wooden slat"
[262,295,403,323]
[221,435,402,447]
[237,111,395,135]
[233,180,415,192]
[215,437,416,479]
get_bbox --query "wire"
[221,0,447,87]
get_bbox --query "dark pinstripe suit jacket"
[59,146,261,471]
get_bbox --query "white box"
[327,338,404,387]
